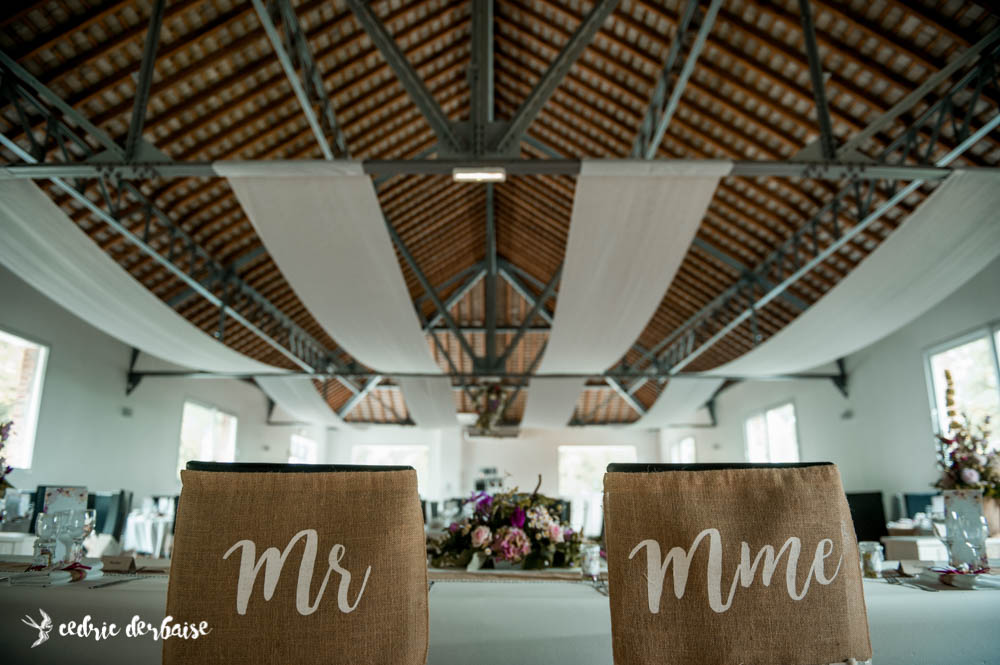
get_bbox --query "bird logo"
[21,608,53,648]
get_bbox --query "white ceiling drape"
[217,161,457,428]
[632,377,724,428]
[520,160,732,428]
[712,170,1000,376]
[0,179,346,427]
[256,376,345,428]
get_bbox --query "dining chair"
[845,491,889,542]
[164,461,428,665]
[603,462,871,665]
[903,492,940,519]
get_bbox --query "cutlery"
[885,575,938,592]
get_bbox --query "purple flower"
[960,467,981,485]
[473,492,493,514]
[511,506,526,528]
[563,527,574,539]
[448,522,460,533]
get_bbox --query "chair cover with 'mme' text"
[164,462,428,664]
[603,462,871,665]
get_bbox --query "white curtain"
[632,377,723,428]
[217,161,457,427]
[256,377,345,428]
[0,180,349,428]
[521,160,732,427]
[714,170,1000,376]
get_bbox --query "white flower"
[470,525,491,548]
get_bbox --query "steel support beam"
[498,265,562,364]
[484,183,498,370]
[345,0,463,153]
[423,268,487,333]
[633,0,722,159]
[124,0,165,162]
[798,0,836,160]
[0,159,977,181]
[338,375,382,417]
[605,377,647,416]
[470,0,494,157]
[492,0,620,154]
[253,0,347,159]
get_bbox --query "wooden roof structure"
[1,0,998,426]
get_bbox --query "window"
[288,433,319,464]
[925,327,1000,447]
[0,329,48,469]
[558,445,637,496]
[351,445,430,493]
[745,403,800,463]
[176,401,238,478]
[670,437,696,464]
[558,445,637,537]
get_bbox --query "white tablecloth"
[121,514,172,558]
[0,577,997,663]
[882,536,1000,562]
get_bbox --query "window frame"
[743,400,801,463]
[175,398,239,478]
[0,325,50,470]
[922,321,1000,439]
[556,444,638,496]
[288,432,319,464]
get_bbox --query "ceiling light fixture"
[452,166,507,183]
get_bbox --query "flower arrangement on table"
[933,370,998,499]
[0,420,14,488]
[429,483,584,570]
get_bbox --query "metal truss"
[581,40,1000,424]
[0,51,358,383]
[253,0,348,159]
[631,0,722,159]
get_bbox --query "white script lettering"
[223,529,372,616]
[629,528,843,614]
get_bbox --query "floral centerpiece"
[933,370,999,534]
[429,481,584,570]
[0,420,13,489]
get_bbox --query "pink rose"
[471,525,491,548]
[547,523,564,543]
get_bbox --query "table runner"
[521,160,731,427]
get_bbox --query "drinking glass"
[32,513,58,568]
[66,509,96,563]
[53,510,75,564]
[858,541,884,578]
[580,543,602,580]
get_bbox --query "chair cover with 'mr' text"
[164,462,428,665]
[603,462,871,665]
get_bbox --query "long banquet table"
[0,573,997,664]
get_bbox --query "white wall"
[0,265,328,500]
[661,255,1000,513]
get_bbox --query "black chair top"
[607,462,833,473]
[186,461,415,473]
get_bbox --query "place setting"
[1,1,1000,663]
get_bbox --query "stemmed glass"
[66,509,97,563]
[32,513,58,568]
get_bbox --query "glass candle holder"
[858,541,884,579]
[32,512,58,568]
[580,543,602,580]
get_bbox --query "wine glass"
[53,511,74,564]
[66,509,96,563]
[32,513,58,568]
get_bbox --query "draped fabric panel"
[0,180,271,374]
[217,161,457,428]
[631,377,724,428]
[520,160,732,428]
[256,377,345,428]
[0,180,347,428]
[713,170,1000,376]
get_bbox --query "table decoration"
[429,480,585,570]
[933,369,999,534]
[0,420,13,490]
[858,541,885,578]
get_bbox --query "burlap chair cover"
[603,462,871,665]
[164,462,428,665]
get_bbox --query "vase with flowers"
[0,420,14,490]
[429,477,585,570]
[933,370,999,534]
